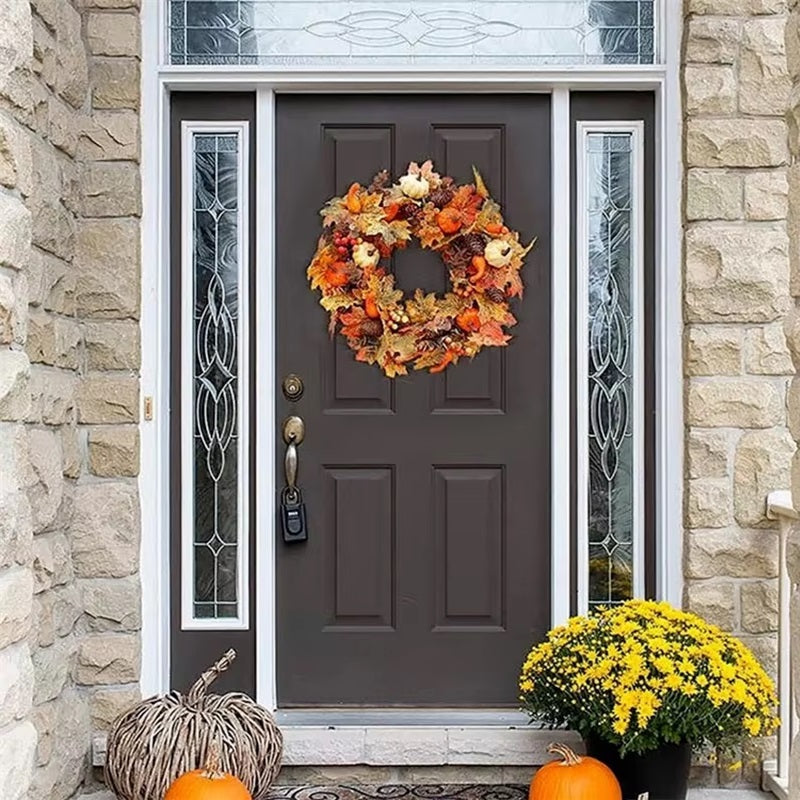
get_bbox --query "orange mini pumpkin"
[435,206,463,234]
[529,743,621,800]
[345,182,362,213]
[456,306,481,333]
[165,744,251,800]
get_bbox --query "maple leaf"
[321,294,356,313]
[472,321,511,347]
[413,348,449,370]
[339,307,367,341]
[448,185,484,228]
[475,294,516,326]
[405,289,439,323]
[417,204,448,249]
[355,345,378,365]
[307,244,340,290]
[366,272,403,308]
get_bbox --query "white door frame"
[139,1,684,711]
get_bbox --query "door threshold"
[276,710,580,767]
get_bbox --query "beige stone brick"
[735,429,795,527]
[47,96,79,157]
[77,375,138,423]
[0,194,32,271]
[0,642,33,728]
[684,65,736,116]
[84,320,139,370]
[77,0,141,7]
[26,368,76,426]
[788,163,800,295]
[740,17,791,116]
[0,493,32,570]
[685,326,741,375]
[88,426,138,476]
[741,580,779,633]
[71,482,139,578]
[28,143,74,262]
[687,119,788,168]
[686,170,741,221]
[76,633,140,685]
[39,251,76,316]
[0,113,33,196]
[686,477,733,528]
[790,377,800,442]
[31,636,76,706]
[0,273,27,346]
[81,575,141,631]
[741,633,779,682]
[25,311,80,369]
[90,686,139,730]
[745,171,788,221]
[688,380,783,429]
[54,0,88,109]
[687,0,786,11]
[78,110,139,162]
[0,721,36,800]
[684,581,736,630]
[31,532,72,594]
[0,350,31,422]
[26,427,63,534]
[59,425,80,479]
[684,17,740,65]
[0,566,33,649]
[687,429,730,479]
[685,224,789,323]
[80,161,141,217]
[685,529,779,579]
[87,12,141,57]
[75,218,140,318]
[744,323,794,375]
[91,57,140,109]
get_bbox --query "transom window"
[167,1,658,66]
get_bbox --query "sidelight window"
[166,1,658,66]
[180,122,250,629]
[576,122,645,613]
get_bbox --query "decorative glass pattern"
[168,1,657,66]
[191,131,242,620]
[584,131,636,610]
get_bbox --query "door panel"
[276,95,551,706]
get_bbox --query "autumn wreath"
[307,160,535,377]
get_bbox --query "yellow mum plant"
[519,600,778,755]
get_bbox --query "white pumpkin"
[353,241,380,269]
[399,173,430,200]
[484,239,513,267]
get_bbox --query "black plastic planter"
[585,735,692,800]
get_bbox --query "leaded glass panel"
[168,1,657,66]
[190,131,243,622]
[584,131,637,610]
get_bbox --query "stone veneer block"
[0,721,37,800]
[686,119,788,168]
[0,641,34,728]
[80,575,141,631]
[71,482,140,578]
[0,194,32,271]
[86,12,141,57]
[687,380,784,428]
[684,581,736,631]
[685,529,779,579]
[84,320,140,370]
[76,633,140,685]
[91,57,140,109]
[740,581,779,634]
[80,162,141,218]
[88,426,139,476]
[0,566,33,649]
[687,430,730,480]
[77,374,138,423]
[78,110,140,162]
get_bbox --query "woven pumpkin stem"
[187,649,237,705]
[547,742,582,766]
[203,741,224,779]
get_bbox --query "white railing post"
[764,490,798,800]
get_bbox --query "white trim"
[255,88,277,709]
[138,0,168,698]
[138,2,684,705]
[575,121,645,614]
[550,87,571,628]
[656,0,685,609]
[180,121,251,632]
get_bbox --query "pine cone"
[360,318,383,338]
[368,169,390,193]
[462,233,486,254]
[429,187,455,208]
[485,287,506,303]
[443,240,474,270]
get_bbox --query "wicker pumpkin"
[105,650,282,800]
[529,743,621,800]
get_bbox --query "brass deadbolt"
[282,373,304,401]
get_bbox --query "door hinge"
[144,396,154,421]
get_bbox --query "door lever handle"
[282,415,305,496]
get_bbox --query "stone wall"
[683,0,794,786]
[0,1,142,798]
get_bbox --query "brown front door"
[276,95,551,706]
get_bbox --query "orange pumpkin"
[468,255,487,283]
[435,207,463,234]
[165,744,251,800]
[529,743,621,800]
[456,306,481,333]
[365,296,380,319]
